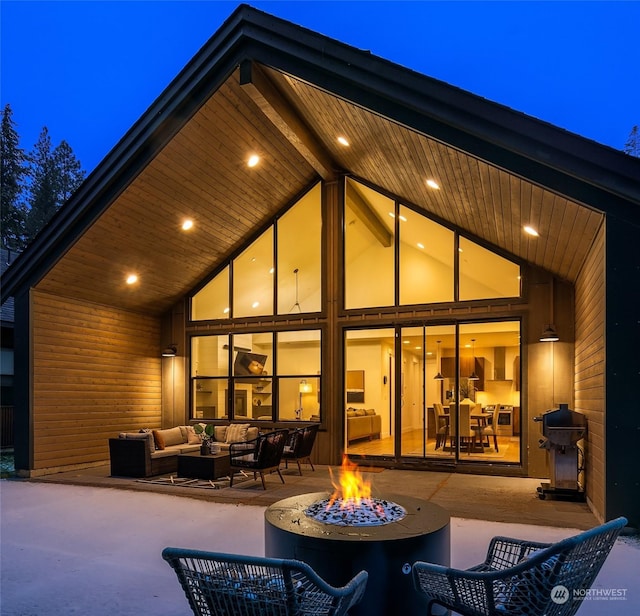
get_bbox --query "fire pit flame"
[304,456,406,527]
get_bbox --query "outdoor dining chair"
[413,516,626,616]
[162,547,368,616]
[228,429,288,489]
[283,424,319,475]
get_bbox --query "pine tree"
[25,127,58,241]
[53,140,84,204]
[1,104,28,249]
[624,125,639,157]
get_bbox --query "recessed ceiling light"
[403,340,410,344]
[252,301,260,309]
[223,307,230,314]
[426,179,440,190]
[126,274,138,285]
[417,242,425,249]
[269,267,275,274]
[337,136,350,146]
[398,214,407,222]
[524,225,539,237]
[182,219,193,231]
[388,212,396,219]
[247,154,260,168]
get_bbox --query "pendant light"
[468,338,479,381]
[433,340,444,380]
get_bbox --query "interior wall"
[574,225,605,522]
[29,290,162,475]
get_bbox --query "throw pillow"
[214,426,228,442]
[355,409,366,416]
[186,426,200,445]
[246,427,259,441]
[346,410,357,418]
[152,429,165,450]
[121,432,155,455]
[365,409,376,416]
[157,426,184,447]
[225,423,250,443]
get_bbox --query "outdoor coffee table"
[177,451,230,480]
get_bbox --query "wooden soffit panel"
[36,69,318,315]
[268,67,604,282]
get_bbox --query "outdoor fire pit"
[264,459,450,615]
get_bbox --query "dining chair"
[432,403,448,449]
[448,403,479,454]
[163,547,369,616]
[413,516,627,616]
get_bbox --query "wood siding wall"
[31,291,162,473]
[574,225,605,521]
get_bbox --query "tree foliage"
[1,104,28,249]
[624,125,639,158]
[1,105,85,250]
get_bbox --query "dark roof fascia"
[234,7,640,215]
[0,5,256,305]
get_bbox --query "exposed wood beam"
[240,60,336,181]
[346,182,392,247]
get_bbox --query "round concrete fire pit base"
[264,492,450,616]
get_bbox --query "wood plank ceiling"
[35,64,603,316]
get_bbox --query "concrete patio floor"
[1,475,638,615]
[22,462,604,530]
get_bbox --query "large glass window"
[191,184,321,321]
[190,330,321,422]
[191,266,229,321]
[344,179,395,309]
[344,328,394,455]
[277,184,322,314]
[399,205,454,304]
[191,335,229,419]
[276,330,321,421]
[233,228,274,318]
[344,180,521,310]
[458,237,521,300]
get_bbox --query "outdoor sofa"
[109,423,259,478]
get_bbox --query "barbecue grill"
[534,403,586,501]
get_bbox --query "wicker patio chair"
[413,516,627,616]
[283,424,319,475]
[228,429,288,489]
[162,547,368,616]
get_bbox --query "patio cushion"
[226,423,250,443]
[157,427,185,447]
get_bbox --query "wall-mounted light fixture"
[162,345,177,357]
[540,278,560,342]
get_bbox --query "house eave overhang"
[2,3,639,307]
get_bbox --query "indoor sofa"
[109,423,259,478]
[346,408,382,444]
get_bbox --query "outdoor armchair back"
[228,429,288,489]
[162,547,368,616]
[413,516,627,616]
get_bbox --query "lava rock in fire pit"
[305,497,407,526]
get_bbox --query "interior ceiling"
[35,63,603,316]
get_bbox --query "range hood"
[493,347,508,380]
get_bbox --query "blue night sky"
[2,1,638,174]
